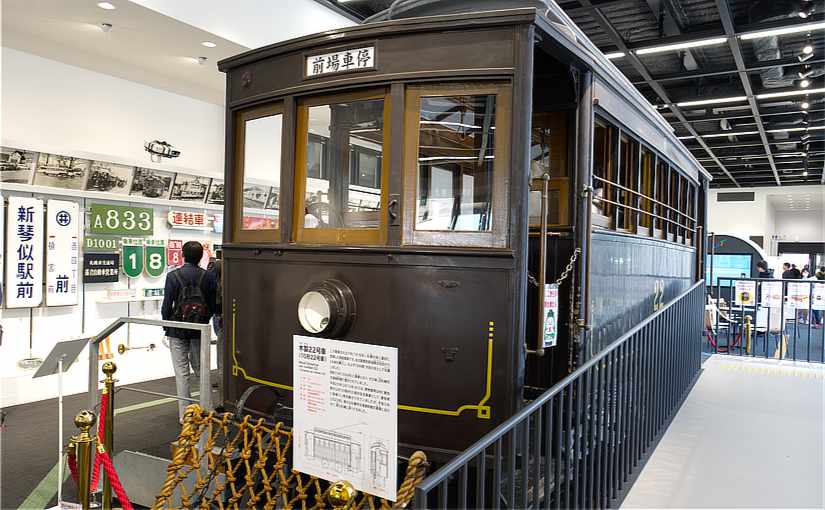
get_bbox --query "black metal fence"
[706,277,825,363]
[414,281,704,509]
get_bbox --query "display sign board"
[144,239,167,278]
[5,197,44,308]
[167,239,183,268]
[122,238,145,278]
[46,200,80,306]
[293,335,398,501]
[760,281,783,308]
[83,253,120,283]
[734,280,756,307]
[543,284,559,348]
[787,282,811,309]
[89,203,153,235]
[306,46,375,77]
[84,235,120,251]
[813,283,825,311]
[167,210,213,230]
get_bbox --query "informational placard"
[293,335,397,501]
[734,280,756,307]
[122,238,144,278]
[89,203,153,235]
[813,283,825,311]
[787,282,811,309]
[167,210,213,230]
[306,46,375,77]
[167,239,183,268]
[760,281,783,308]
[144,239,167,278]
[5,197,44,308]
[83,253,120,283]
[84,235,120,251]
[46,200,80,306]
[543,284,559,348]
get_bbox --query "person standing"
[756,260,773,278]
[207,255,223,391]
[811,267,824,328]
[781,262,794,279]
[161,241,217,422]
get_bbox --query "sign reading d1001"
[84,235,120,251]
[89,203,153,236]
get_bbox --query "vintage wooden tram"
[217,0,710,457]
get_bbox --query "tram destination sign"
[305,46,375,78]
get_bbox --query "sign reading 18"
[90,204,154,236]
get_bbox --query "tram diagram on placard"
[304,425,364,474]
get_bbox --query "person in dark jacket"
[756,260,773,278]
[161,241,217,422]
[207,256,223,391]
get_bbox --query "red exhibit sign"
[167,240,183,268]
[167,210,213,229]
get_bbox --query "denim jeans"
[168,336,201,421]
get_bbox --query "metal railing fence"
[707,277,825,363]
[414,281,704,509]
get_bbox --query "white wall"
[1,47,225,177]
[775,210,825,243]
[707,189,773,244]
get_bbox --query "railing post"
[73,410,97,510]
[199,324,211,412]
[101,362,116,510]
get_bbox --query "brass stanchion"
[73,410,97,510]
[745,315,752,354]
[102,362,117,510]
[328,480,357,509]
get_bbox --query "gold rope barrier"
[151,405,428,510]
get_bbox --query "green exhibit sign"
[144,240,167,278]
[122,238,145,278]
[89,203,153,236]
[84,235,120,251]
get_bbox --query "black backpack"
[172,269,210,324]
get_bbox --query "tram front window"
[304,99,384,230]
[415,95,496,232]
[240,110,282,232]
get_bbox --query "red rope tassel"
[90,391,109,491]
[99,450,133,510]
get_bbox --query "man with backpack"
[161,241,218,422]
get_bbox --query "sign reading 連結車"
[293,335,397,500]
[89,203,153,236]
[83,253,120,283]
[305,46,375,77]
[542,284,559,348]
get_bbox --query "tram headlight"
[297,279,356,337]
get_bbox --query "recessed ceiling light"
[201,41,216,48]
[803,45,814,55]
[803,171,809,176]
[740,21,825,40]
[188,56,208,65]
[802,101,810,109]
[97,2,116,9]
[800,78,811,88]
[635,36,728,55]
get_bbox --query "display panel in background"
[705,253,751,287]
[45,200,80,306]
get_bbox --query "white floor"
[622,354,825,509]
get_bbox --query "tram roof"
[218,5,712,183]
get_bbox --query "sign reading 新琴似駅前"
[89,203,153,235]
[46,200,80,306]
[305,46,375,77]
[5,196,44,308]
[293,335,398,501]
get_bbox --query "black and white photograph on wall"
[170,173,210,202]
[206,179,225,205]
[0,147,37,184]
[243,184,270,209]
[265,187,280,210]
[130,167,174,199]
[33,153,90,189]
[85,161,134,194]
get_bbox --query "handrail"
[416,279,704,494]
[593,175,697,223]
[86,317,212,413]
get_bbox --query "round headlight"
[297,279,356,337]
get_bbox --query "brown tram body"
[217,1,710,458]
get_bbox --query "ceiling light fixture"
[803,171,809,176]
[803,44,814,55]
[800,78,811,88]
[201,41,216,48]
[635,36,728,55]
[740,21,825,40]
[767,126,825,133]
[801,101,810,109]
[604,52,625,59]
[757,87,825,99]
[799,52,814,62]
[97,2,116,9]
[675,95,748,107]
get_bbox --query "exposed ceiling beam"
[675,106,825,124]
[577,0,739,186]
[633,57,825,85]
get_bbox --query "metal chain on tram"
[528,248,581,287]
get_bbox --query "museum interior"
[0,1,823,509]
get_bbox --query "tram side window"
[415,95,496,232]
[669,170,680,240]
[640,148,654,231]
[655,159,668,234]
[592,120,616,222]
[529,111,570,226]
[234,105,283,241]
[617,134,638,231]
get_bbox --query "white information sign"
[5,196,44,308]
[306,46,375,77]
[812,283,825,311]
[543,284,559,348]
[293,335,398,500]
[46,200,80,306]
[734,280,756,306]
[760,281,783,308]
[787,282,811,309]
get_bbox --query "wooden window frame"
[403,82,511,248]
[232,103,284,243]
[292,88,391,246]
